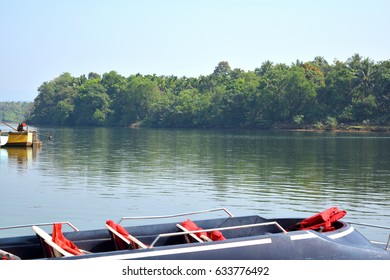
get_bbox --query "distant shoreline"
[2,120,389,134]
[130,123,390,133]
[271,125,390,133]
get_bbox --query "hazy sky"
[1,0,389,101]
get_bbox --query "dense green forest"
[27,54,389,129]
[0,102,33,122]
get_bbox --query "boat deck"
[1,215,294,259]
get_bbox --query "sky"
[1,0,389,102]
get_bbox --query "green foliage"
[293,115,304,125]
[313,121,324,130]
[0,102,33,122]
[325,116,338,130]
[110,75,161,126]
[73,79,111,126]
[26,54,390,128]
[29,73,78,125]
[101,71,127,97]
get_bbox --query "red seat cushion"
[297,207,347,232]
[181,219,207,239]
[208,230,226,241]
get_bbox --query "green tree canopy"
[27,54,390,128]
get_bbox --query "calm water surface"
[1,126,389,242]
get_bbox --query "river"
[0,125,389,242]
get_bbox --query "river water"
[1,126,389,243]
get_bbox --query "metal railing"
[387,235,390,251]
[118,208,234,224]
[149,221,287,248]
[0,221,79,233]
[348,221,390,251]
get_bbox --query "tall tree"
[374,60,390,123]
[101,71,127,97]
[111,76,161,126]
[73,79,111,126]
[29,73,77,124]
[319,60,355,122]
[282,66,317,122]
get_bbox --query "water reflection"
[0,147,40,171]
[42,129,389,206]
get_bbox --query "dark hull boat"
[1,208,389,260]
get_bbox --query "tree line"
[0,102,33,123]
[27,54,389,129]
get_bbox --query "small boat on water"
[5,131,33,147]
[2,122,41,147]
[1,207,389,260]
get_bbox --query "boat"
[5,131,33,147]
[1,122,41,147]
[0,131,8,146]
[0,207,389,260]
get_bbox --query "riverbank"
[273,124,390,133]
[133,120,390,133]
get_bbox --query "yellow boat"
[2,122,42,147]
[5,131,34,147]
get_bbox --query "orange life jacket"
[106,220,141,250]
[52,223,84,255]
[182,219,226,241]
[290,207,347,232]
